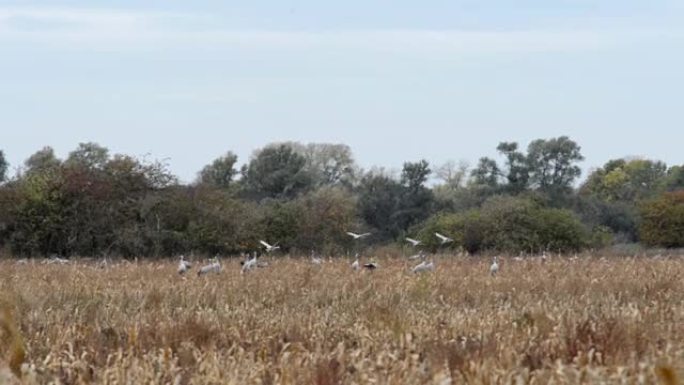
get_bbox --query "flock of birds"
[12,230,521,278]
[176,231,503,278]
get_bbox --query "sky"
[1,1,683,183]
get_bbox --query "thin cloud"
[0,6,680,53]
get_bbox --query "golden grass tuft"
[657,365,680,385]
[0,297,26,380]
[0,254,682,384]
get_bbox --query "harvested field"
[1,255,683,384]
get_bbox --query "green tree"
[0,150,8,182]
[496,142,529,194]
[302,143,357,187]
[395,160,434,232]
[0,182,19,246]
[470,157,500,188]
[243,144,313,199]
[480,195,586,253]
[416,210,486,253]
[526,136,584,194]
[256,199,304,252]
[9,167,69,256]
[663,165,684,192]
[401,159,431,189]
[357,172,403,239]
[65,142,110,170]
[418,195,587,253]
[198,151,238,188]
[24,146,61,175]
[572,195,638,243]
[291,186,357,253]
[581,158,667,202]
[186,186,257,255]
[7,148,179,257]
[357,162,434,240]
[254,142,358,187]
[435,160,469,188]
[639,191,684,248]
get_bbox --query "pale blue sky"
[1,1,683,182]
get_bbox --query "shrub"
[417,196,587,253]
[416,210,486,253]
[639,191,684,248]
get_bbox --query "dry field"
[0,255,683,384]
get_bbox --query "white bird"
[412,259,434,274]
[177,255,192,275]
[435,232,453,245]
[513,251,523,262]
[351,255,360,270]
[46,255,69,265]
[311,250,322,265]
[242,253,258,273]
[260,240,280,253]
[541,251,548,264]
[408,250,426,260]
[197,256,221,276]
[490,256,499,276]
[405,237,422,247]
[346,231,371,240]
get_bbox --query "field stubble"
[0,255,683,384]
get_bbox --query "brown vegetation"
[0,255,682,384]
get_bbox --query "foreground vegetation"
[1,255,682,384]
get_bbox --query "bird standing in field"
[46,255,69,265]
[260,240,280,253]
[351,254,360,270]
[490,256,499,276]
[197,256,221,276]
[311,250,322,265]
[435,232,453,245]
[405,237,422,247]
[242,252,258,273]
[412,259,434,274]
[408,250,426,260]
[177,255,192,275]
[346,231,371,240]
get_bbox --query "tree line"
[0,137,682,258]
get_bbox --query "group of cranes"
[349,253,377,271]
[22,228,513,279]
[408,250,426,260]
[241,253,258,273]
[197,257,221,276]
[412,259,434,273]
[403,233,450,274]
[175,230,504,278]
[403,233,501,276]
[178,255,222,276]
[405,232,453,247]
[347,232,377,270]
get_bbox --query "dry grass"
[0,255,683,384]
